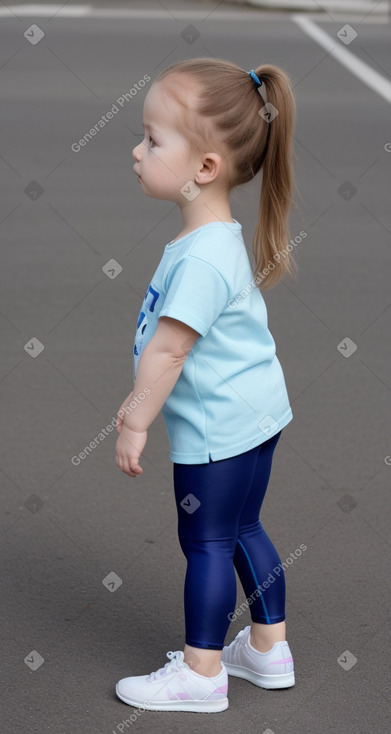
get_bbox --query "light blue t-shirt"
[132,219,293,464]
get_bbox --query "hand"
[115,425,147,478]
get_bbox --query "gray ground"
[1,1,390,732]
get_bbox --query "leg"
[233,430,288,651]
[173,446,265,677]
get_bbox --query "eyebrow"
[142,122,160,134]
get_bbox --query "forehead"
[143,77,200,132]
[142,82,179,130]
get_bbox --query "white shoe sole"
[116,684,229,712]
[223,663,295,689]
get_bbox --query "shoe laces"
[146,651,186,682]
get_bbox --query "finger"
[125,456,140,475]
[117,456,136,478]
[124,461,138,478]
[122,456,137,477]
[116,454,124,470]
[130,461,143,474]
[116,451,128,470]
[116,447,142,476]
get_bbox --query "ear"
[194,152,222,185]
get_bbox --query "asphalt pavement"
[1,2,391,733]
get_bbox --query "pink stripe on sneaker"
[213,684,228,694]
[177,691,192,700]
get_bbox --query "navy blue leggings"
[173,430,285,650]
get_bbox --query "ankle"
[250,621,286,653]
[184,658,222,677]
[249,633,276,653]
[183,645,223,678]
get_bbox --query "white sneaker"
[221,625,295,689]
[116,650,229,713]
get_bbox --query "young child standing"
[115,57,297,713]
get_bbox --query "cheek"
[149,152,171,175]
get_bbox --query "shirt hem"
[168,406,293,464]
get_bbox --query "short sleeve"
[159,255,229,337]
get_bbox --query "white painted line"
[237,0,389,11]
[0,4,388,21]
[0,4,92,16]
[87,8,270,19]
[292,13,391,104]
[0,6,268,20]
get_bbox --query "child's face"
[132,82,201,203]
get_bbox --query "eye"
[148,135,156,148]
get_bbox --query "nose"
[132,142,142,161]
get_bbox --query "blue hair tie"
[248,69,263,87]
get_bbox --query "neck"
[177,188,234,238]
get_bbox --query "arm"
[115,316,200,476]
[125,316,200,431]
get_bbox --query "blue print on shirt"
[133,284,161,377]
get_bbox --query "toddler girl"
[115,57,298,713]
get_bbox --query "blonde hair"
[154,57,299,291]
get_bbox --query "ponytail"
[251,65,298,290]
